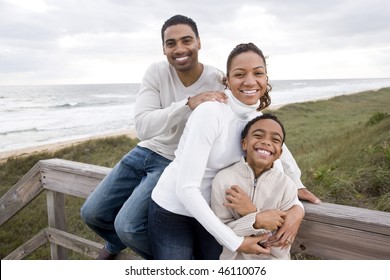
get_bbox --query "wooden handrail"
[1,158,390,260]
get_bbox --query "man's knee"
[80,201,89,221]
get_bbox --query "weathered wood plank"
[3,229,48,260]
[45,228,141,260]
[303,202,390,236]
[0,162,43,226]
[292,219,390,259]
[39,158,110,198]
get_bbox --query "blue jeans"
[148,200,223,260]
[80,146,171,260]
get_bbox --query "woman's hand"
[298,187,321,204]
[237,233,272,255]
[266,205,304,249]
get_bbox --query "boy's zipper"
[252,177,258,200]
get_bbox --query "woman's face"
[226,51,267,105]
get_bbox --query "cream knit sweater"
[211,157,299,259]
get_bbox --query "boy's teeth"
[256,149,271,155]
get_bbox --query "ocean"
[1,78,390,154]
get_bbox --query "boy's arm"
[211,179,268,237]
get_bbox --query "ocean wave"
[0,127,39,136]
[6,100,129,111]
[56,102,83,108]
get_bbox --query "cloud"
[0,0,389,85]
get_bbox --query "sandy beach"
[0,129,137,163]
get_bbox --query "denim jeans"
[80,146,171,260]
[148,200,223,260]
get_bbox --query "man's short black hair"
[161,14,199,43]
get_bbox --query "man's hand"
[224,185,256,216]
[298,187,321,204]
[187,91,227,110]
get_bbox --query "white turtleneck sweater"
[151,90,302,252]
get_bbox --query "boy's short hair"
[241,113,286,143]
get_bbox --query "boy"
[211,113,302,259]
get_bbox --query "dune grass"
[266,88,390,210]
[1,88,389,259]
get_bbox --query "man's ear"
[198,37,201,50]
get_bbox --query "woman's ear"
[226,81,231,90]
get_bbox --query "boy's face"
[242,118,284,173]
[162,24,201,73]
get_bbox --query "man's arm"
[134,64,227,140]
[133,65,190,140]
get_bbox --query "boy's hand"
[253,210,287,231]
[224,185,256,216]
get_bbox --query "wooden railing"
[1,158,390,260]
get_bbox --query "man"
[80,14,227,260]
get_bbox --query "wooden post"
[46,190,68,260]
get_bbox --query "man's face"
[162,24,201,73]
[242,118,284,173]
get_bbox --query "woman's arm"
[175,103,268,254]
[279,144,321,204]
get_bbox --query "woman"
[148,43,304,259]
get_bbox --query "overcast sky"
[1,0,389,85]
